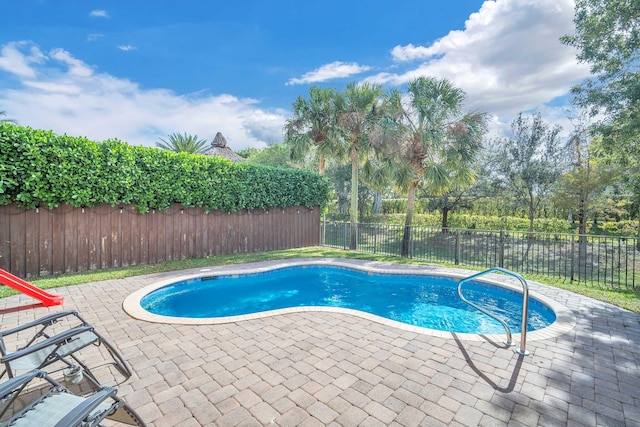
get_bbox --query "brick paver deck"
[1,259,639,426]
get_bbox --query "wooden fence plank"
[9,206,26,277]
[76,206,88,272]
[139,210,149,266]
[99,205,110,270]
[121,208,132,267]
[2,203,319,277]
[63,205,78,273]
[85,207,98,271]
[38,207,53,276]
[51,206,65,275]
[0,205,11,271]
[148,209,157,264]
[111,206,121,268]
[24,208,38,278]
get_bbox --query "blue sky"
[0,0,590,150]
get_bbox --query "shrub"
[0,123,331,212]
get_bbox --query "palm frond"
[156,132,208,154]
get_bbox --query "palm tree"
[284,86,338,175]
[156,132,208,154]
[0,110,16,124]
[334,82,385,249]
[386,77,487,257]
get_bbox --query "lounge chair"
[0,310,131,387]
[0,369,146,426]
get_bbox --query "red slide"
[0,269,64,307]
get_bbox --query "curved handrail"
[457,267,530,355]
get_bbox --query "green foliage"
[488,113,566,231]
[381,198,431,214]
[0,123,331,212]
[366,211,640,236]
[561,0,640,162]
[156,132,208,154]
[596,219,638,236]
[371,212,573,233]
[241,143,296,169]
[553,135,619,234]
[284,86,339,175]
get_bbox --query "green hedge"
[369,213,574,233]
[381,198,431,214]
[0,123,331,213]
[367,212,640,236]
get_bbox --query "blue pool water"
[141,266,556,334]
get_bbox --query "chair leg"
[94,330,132,380]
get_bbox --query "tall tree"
[156,132,208,154]
[490,113,566,233]
[385,77,487,257]
[561,0,640,161]
[553,114,618,277]
[284,86,338,175]
[334,82,385,249]
[553,115,618,236]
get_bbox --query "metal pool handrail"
[457,267,530,356]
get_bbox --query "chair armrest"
[0,310,83,338]
[0,369,46,398]
[0,326,94,364]
[54,387,118,427]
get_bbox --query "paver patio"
[1,259,639,426]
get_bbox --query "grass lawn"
[2,246,639,314]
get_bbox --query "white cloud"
[0,41,45,78]
[287,61,371,85]
[87,34,105,42]
[0,41,283,149]
[366,0,591,125]
[391,44,435,62]
[118,45,137,52]
[90,10,108,18]
[49,48,94,77]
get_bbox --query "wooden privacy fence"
[0,203,320,278]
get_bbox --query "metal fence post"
[455,230,460,265]
[343,223,348,250]
[373,226,377,254]
[409,226,413,258]
[570,235,576,281]
[499,230,505,268]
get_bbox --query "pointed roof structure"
[203,132,246,162]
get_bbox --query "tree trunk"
[402,182,417,257]
[528,193,535,233]
[349,146,359,250]
[372,192,382,215]
[441,205,450,233]
[578,205,587,235]
[318,154,326,175]
[577,195,588,280]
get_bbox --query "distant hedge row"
[0,123,331,212]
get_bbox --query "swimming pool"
[135,264,556,335]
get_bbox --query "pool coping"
[122,258,576,343]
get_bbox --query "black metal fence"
[321,221,639,289]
